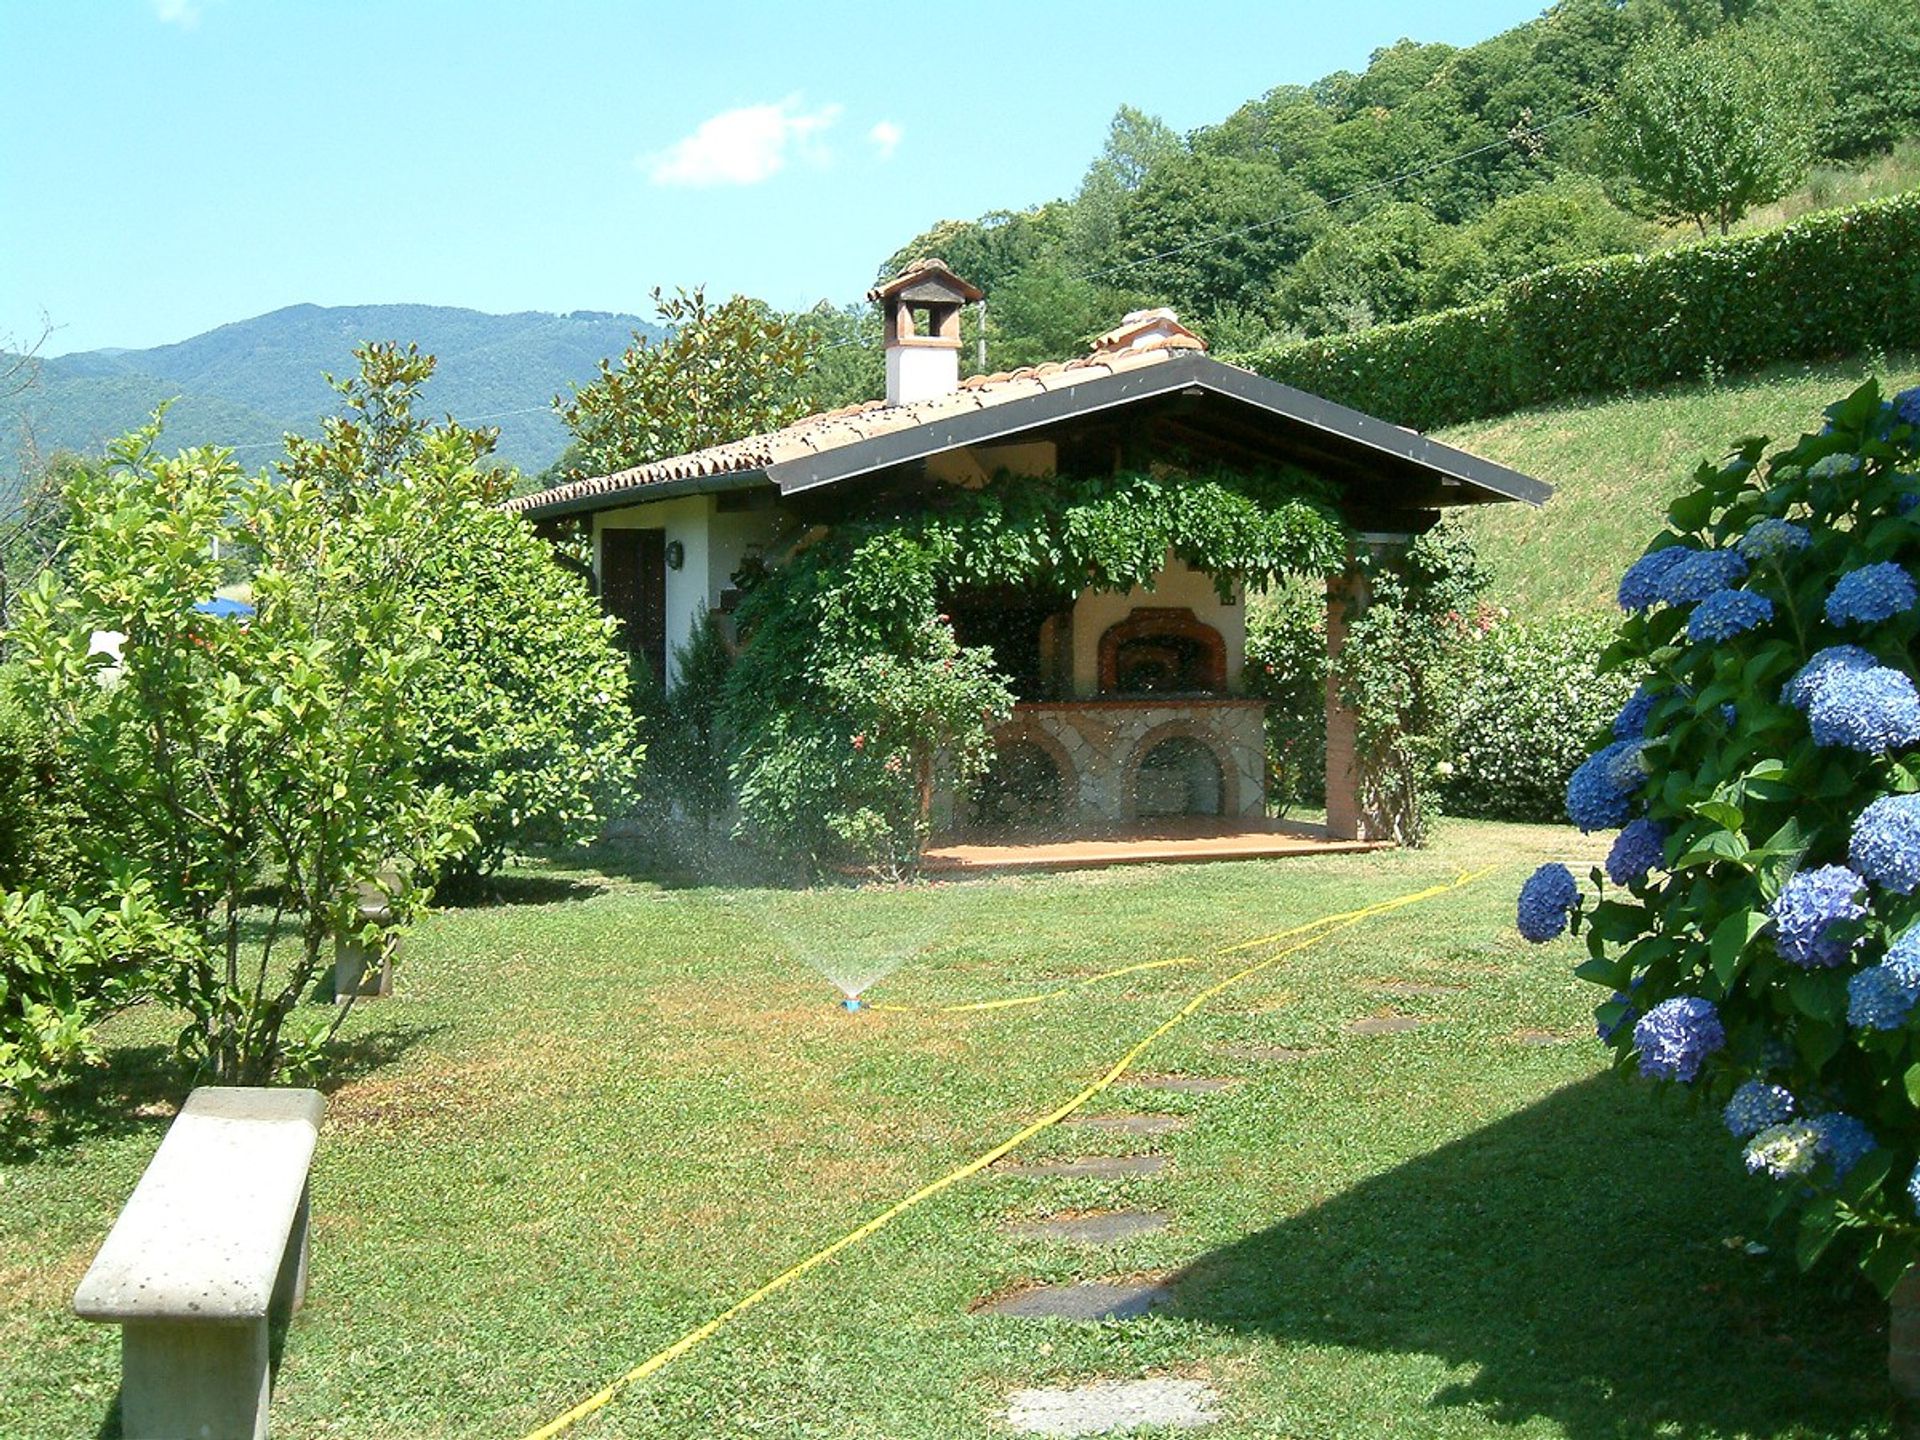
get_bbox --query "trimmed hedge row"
[1242,193,1920,431]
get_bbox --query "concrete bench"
[73,1086,326,1440]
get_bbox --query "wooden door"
[600,527,668,686]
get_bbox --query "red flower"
[851,733,866,750]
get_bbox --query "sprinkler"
[841,994,864,1013]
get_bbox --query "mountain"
[0,303,662,477]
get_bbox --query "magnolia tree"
[8,421,468,1085]
[1518,382,1920,1295]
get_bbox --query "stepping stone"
[1364,980,1464,998]
[1512,1028,1569,1047]
[1065,1114,1189,1135]
[1006,1378,1221,1436]
[978,1279,1174,1321]
[1215,1044,1316,1063]
[1347,1014,1439,1036]
[1002,1211,1171,1245]
[1122,1075,1239,1095]
[998,1155,1169,1179]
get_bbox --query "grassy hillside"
[1445,351,1920,618]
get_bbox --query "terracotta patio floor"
[919,818,1390,875]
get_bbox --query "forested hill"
[872,0,1920,373]
[1,304,660,477]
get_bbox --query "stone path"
[1122,1075,1240,1095]
[1214,1043,1316,1063]
[1005,1379,1221,1436]
[998,1154,1169,1179]
[1064,1113,1189,1135]
[1002,1211,1171,1244]
[1347,1013,1439,1035]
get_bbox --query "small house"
[508,260,1548,850]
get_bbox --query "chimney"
[1088,308,1207,358]
[867,258,983,406]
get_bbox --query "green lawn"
[1,822,1894,1439]
[1447,351,1920,620]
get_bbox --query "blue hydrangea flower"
[1847,962,1920,1029]
[1850,795,1920,894]
[1806,453,1863,481]
[1770,865,1866,967]
[1809,667,1920,753]
[1737,518,1811,563]
[1606,818,1667,887]
[1565,738,1646,832]
[1825,563,1917,626]
[1633,996,1725,1082]
[1782,645,1879,710]
[1618,547,1690,611]
[1613,685,1658,740]
[1688,588,1774,643]
[1516,863,1579,942]
[1745,1120,1821,1179]
[1810,1112,1877,1178]
[1723,1080,1796,1138]
[1660,549,1750,606]
[1893,387,1920,428]
[1909,1159,1920,1216]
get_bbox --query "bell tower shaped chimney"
[867,258,983,406]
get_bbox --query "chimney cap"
[1090,308,1207,357]
[867,257,984,306]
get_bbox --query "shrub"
[1244,582,1327,811]
[0,668,92,899]
[1244,192,1920,432]
[0,880,198,1109]
[1330,522,1487,846]
[1442,612,1635,822]
[9,419,466,1086]
[1526,379,1920,1294]
[646,612,735,836]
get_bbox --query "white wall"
[1067,552,1246,698]
[594,494,791,688]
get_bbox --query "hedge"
[1242,192,1920,432]
[0,668,93,900]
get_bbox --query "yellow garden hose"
[519,866,1495,1439]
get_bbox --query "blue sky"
[1,0,1547,356]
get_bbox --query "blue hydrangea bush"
[1519,382,1920,1294]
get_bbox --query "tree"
[1602,23,1828,235]
[1070,105,1183,270]
[10,419,464,1084]
[1272,202,1452,336]
[1113,152,1328,318]
[1428,174,1651,306]
[284,344,642,889]
[554,287,816,480]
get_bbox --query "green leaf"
[1903,1063,1920,1110]
[1788,970,1846,1023]
[1709,909,1768,986]
[1797,1196,1842,1270]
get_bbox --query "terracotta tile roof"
[506,326,1207,516]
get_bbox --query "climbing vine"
[724,466,1347,871]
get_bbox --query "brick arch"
[967,722,1079,830]
[1121,719,1240,822]
[1097,607,1227,695]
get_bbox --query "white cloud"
[868,120,903,161]
[152,0,203,27]
[643,96,842,188]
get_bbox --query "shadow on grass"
[1171,1074,1891,1439]
[435,872,607,909]
[1,1020,444,1166]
